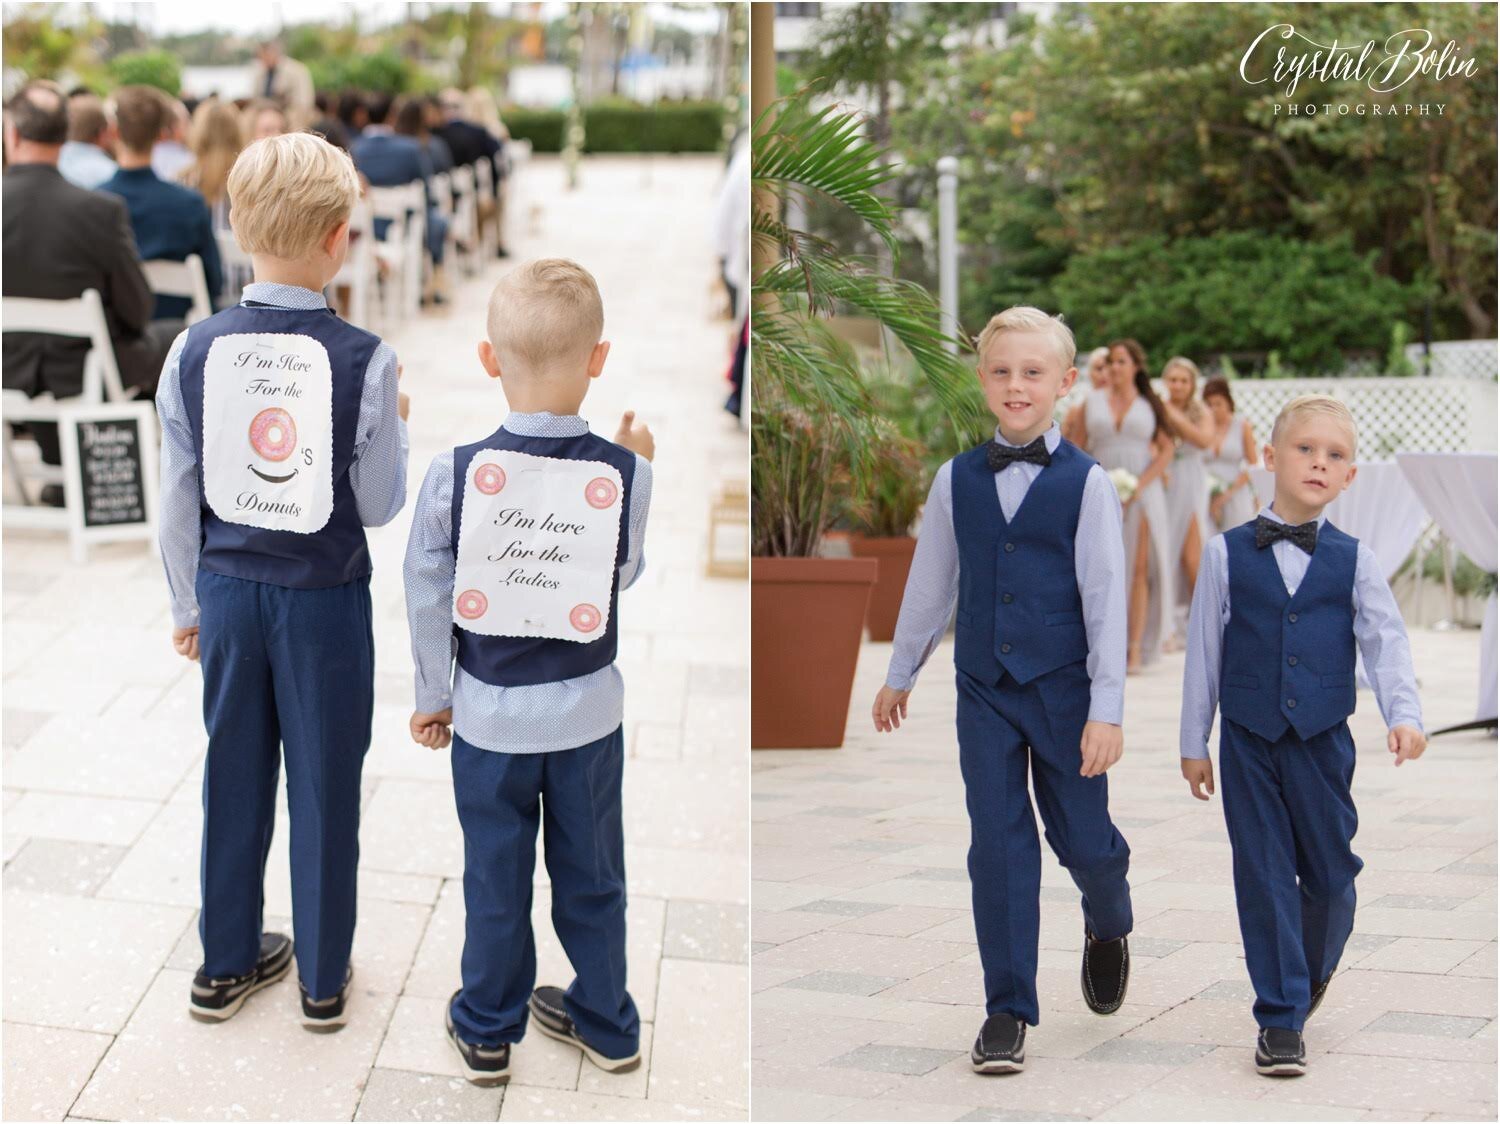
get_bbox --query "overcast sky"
[4,2,721,38]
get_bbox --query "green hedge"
[504,101,724,154]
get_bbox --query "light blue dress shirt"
[58,141,117,190]
[402,412,653,754]
[1179,505,1424,759]
[156,281,409,628]
[885,423,1129,725]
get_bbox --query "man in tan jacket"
[247,40,314,128]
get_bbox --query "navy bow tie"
[1254,515,1318,555]
[986,437,1051,472]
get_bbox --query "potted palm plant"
[751,93,982,748]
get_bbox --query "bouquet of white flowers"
[1207,473,1227,498]
[1108,467,1139,504]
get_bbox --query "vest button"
[1000,643,1012,654]
[1288,612,1299,623]
[1002,593,1014,604]
[1286,698,1297,708]
[1287,656,1298,666]
[1004,542,1015,553]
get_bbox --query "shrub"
[108,50,181,96]
[503,101,725,154]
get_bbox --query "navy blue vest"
[1221,519,1358,742]
[450,424,636,688]
[952,438,1095,686]
[180,302,378,589]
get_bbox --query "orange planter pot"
[848,534,918,643]
[751,556,878,749]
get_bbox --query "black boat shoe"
[1082,929,1130,1014]
[299,964,354,1032]
[446,991,511,1086]
[971,1012,1026,1074]
[188,932,293,1022]
[1308,972,1333,1018]
[528,985,641,1073]
[1255,1027,1307,1076]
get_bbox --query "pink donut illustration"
[456,589,488,620]
[585,476,618,509]
[474,463,506,496]
[569,603,602,633]
[249,407,297,462]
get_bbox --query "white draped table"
[1395,453,1498,726]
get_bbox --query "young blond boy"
[1180,394,1425,1076]
[157,132,409,1030]
[872,307,1133,1073]
[403,259,654,1085]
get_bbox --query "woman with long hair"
[1062,345,1109,445]
[178,97,244,232]
[1159,357,1216,642]
[1202,376,1260,530]
[1079,338,1175,672]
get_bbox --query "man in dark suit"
[433,90,506,257]
[3,80,177,471]
[350,93,449,294]
[99,85,222,322]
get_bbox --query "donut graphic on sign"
[585,476,618,509]
[474,463,506,495]
[456,589,488,620]
[569,603,602,633]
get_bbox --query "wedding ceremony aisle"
[3,154,749,1122]
[752,628,1496,1122]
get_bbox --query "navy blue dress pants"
[1219,716,1362,1031]
[448,726,640,1060]
[956,663,1133,1025]
[196,570,374,1001]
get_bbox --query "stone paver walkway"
[3,154,748,1122]
[752,628,1496,1121]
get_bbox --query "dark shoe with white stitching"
[528,985,641,1073]
[1082,929,1129,1014]
[1308,972,1332,1019]
[1255,1027,1307,1076]
[299,964,354,1032]
[446,990,511,1085]
[971,1012,1026,1073]
[188,932,293,1022]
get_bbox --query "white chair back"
[0,289,125,407]
[367,183,425,231]
[142,255,214,325]
[431,170,454,218]
[215,230,254,305]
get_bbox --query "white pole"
[937,155,959,354]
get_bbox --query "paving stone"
[650,959,749,1108]
[2,1021,113,1123]
[959,1112,1088,1123]
[664,899,747,963]
[781,970,904,996]
[2,708,52,749]
[2,839,126,897]
[1374,894,1468,911]
[836,840,919,854]
[793,899,890,918]
[806,806,881,818]
[1081,1038,1216,1065]
[353,1067,504,1121]
[1194,979,1256,1002]
[827,1043,961,1076]
[899,868,971,882]
[1363,1011,1491,1038]
[1,792,161,847]
[1128,936,1189,958]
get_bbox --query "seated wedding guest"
[101,86,223,322]
[396,96,452,175]
[58,91,117,189]
[179,97,245,233]
[352,94,450,298]
[152,97,193,182]
[243,99,289,142]
[2,80,172,478]
[310,91,350,151]
[336,90,369,140]
[435,88,504,256]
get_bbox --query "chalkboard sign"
[74,416,147,528]
[58,401,158,562]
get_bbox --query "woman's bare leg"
[1127,513,1150,673]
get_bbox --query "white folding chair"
[448,164,481,276]
[1,289,126,523]
[430,170,466,278]
[142,254,214,325]
[368,182,426,321]
[215,230,254,307]
[330,197,377,331]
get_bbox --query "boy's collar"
[993,421,1061,452]
[241,281,328,310]
[501,411,588,438]
[1261,503,1328,528]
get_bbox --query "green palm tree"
[751,93,984,557]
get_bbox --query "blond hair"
[227,132,359,259]
[181,98,244,205]
[1270,394,1358,457]
[975,306,1076,370]
[486,259,604,377]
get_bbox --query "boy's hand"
[172,626,199,662]
[872,685,911,733]
[1079,720,1123,777]
[1388,724,1426,766]
[397,363,410,421]
[614,410,655,461]
[1182,757,1216,800]
[410,708,453,750]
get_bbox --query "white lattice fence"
[1404,339,1499,381]
[1156,377,1498,458]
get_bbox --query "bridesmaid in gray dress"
[1202,376,1260,531]
[1160,357,1216,644]
[1081,339,1175,673]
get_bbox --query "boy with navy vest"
[157,132,409,1030]
[1180,395,1424,1076]
[403,259,655,1086]
[872,306,1134,1074]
